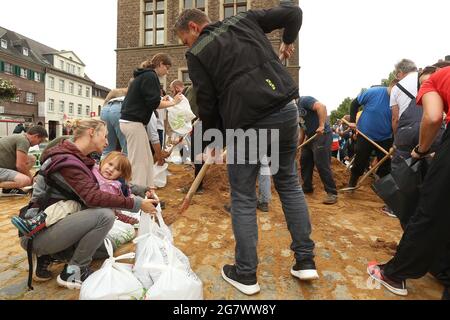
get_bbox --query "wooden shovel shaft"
[179,150,227,215]
[341,118,389,156]
[341,148,394,191]
[297,133,318,151]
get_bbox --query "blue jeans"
[227,102,315,275]
[100,101,127,157]
[258,161,272,204]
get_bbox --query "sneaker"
[322,193,338,205]
[11,212,47,238]
[221,265,260,295]
[257,202,269,212]
[57,264,93,290]
[291,259,320,280]
[367,262,408,296]
[33,254,52,282]
[179,185,204,194]
[381,206,397,218]
[1,188,28,197]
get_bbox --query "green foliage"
[330,97,353,125]
[0,78,20,102]
[381,71,396,86]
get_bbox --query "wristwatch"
[413,145,430,156]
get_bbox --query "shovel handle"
[179,150,227,215]
[297,133,318,151]
[341,118,389,156]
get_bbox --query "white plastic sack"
[107,219,136,248]
[134,207,190,289]
[167,95,196,135]
[144,241,203,300]
[80,239,145,300]
[153,163,168,188]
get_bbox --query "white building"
[43,51,94,139]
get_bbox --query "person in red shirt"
[367,63,450,300]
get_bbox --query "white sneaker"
[221,265,260,295]
[290,259,319,280]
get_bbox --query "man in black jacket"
[175,2,318,296]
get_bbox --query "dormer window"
[22,47,29,56]
[0,39,7,49]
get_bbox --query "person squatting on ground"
[119,54,183,187]
[174,2,318,296]
[298,96,338,205]
[11,151,154,237]
[347,82,396,188]
[0,125,48,196]
[367,65,450,300]
[16,119,158,290]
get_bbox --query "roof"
[0,26,54,67]
[93,83,111,92]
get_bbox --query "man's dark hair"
[27,125,48,138]
[174,9,211,32]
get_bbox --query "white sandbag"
[80,239,145,300]
[167,95,196,135]
[153,163,168,188]
[107,219,136,248]
[134,208,188,289]
[166,145,183,164]
[144,241,203,300]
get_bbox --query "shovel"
[341,118,389,156]
[340,148,394,192]
[297,133,318,151]
[178,149,228,215]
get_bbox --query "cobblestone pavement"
[0,182,444,300]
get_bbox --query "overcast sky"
[1,0,449,111]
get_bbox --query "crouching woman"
[19,118,158,290]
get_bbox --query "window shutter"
[0,61,4,72]
[14,65,20,76]
[41,72,45,82]
[28,70,34,80]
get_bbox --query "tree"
[330,97,353,125]
[381,71,396,86]
[0,78,19,102]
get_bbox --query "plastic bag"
[153,163,169,188]
[107,219,136,248]
[80,239,145,300]
[134,207,189,289]
[144,240,203,300]
[167,95,196,135]
[372,157,430,228]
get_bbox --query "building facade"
[42,51,95,140]
[0,26,110,139]
[0,27,46,136]
[92,84,111,117]
[116,0,300,89]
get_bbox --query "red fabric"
[331,141,340,151]
[417,66,450,123]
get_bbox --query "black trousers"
[191,121,206,189]
[300,132,337,195]
[351,135,392,179]
[384,127,450,287]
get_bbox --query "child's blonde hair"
[100,151,132,182]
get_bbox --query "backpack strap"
[26,239,34,290]
[396,82,415,100]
